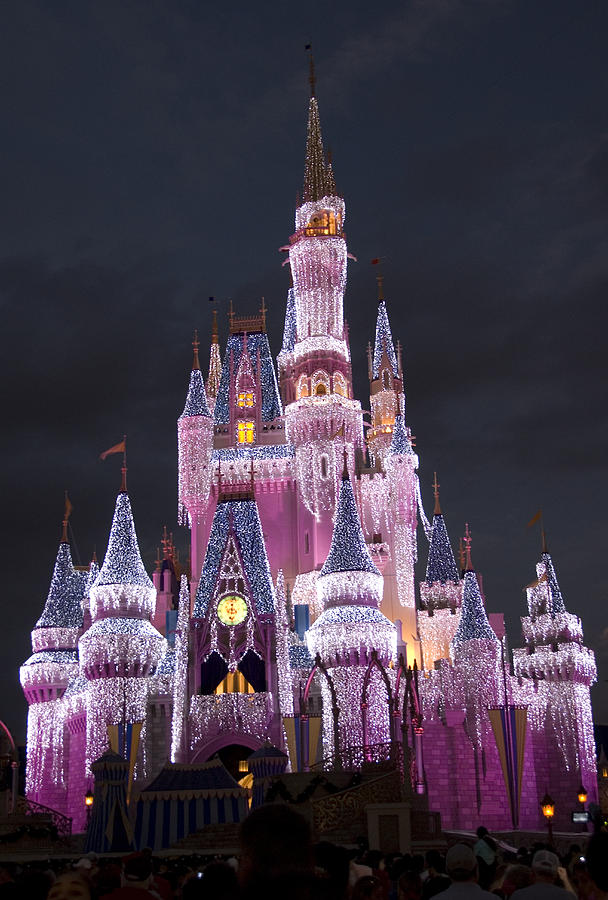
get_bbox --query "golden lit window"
[316,383,327,395]
[237,421,255,444]
[237,391,255,408]
[333,372,347,397]
[296,375,309,399]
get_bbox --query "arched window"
[312,370,330,397]
[333,372,347,397]
[296,374,309,399]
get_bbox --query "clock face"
[217,594,248,627]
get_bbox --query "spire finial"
[306,44,316,97]
[61,490,73,543]
[459,537,465,571]
[433,472,441,516]
[211,308,218,344]
[463,523,473,571]
[192,329,200,370]
[120,435,127,493]
[541,525,548,554]
[371,258,385,302]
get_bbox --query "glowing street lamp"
[85,789,94,826]
[540,792,555,845]
[577,784,588,806]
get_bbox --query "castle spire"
[451,526,497,652]
[372,300,399,380]
[424,480,459,585]
[35,540,86,629]
[181,334,211,419]
[95,492,153,589]
[280,287,296,354]
[320,468,380,579]
[206,310,222,406]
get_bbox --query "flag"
[64,492,73,521]
[488,705,528,829]
[100,440,126,461]
[527,509,542,528]
[371,258,380,265]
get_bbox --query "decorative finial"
[306,44,316,97]
[261,297,267,333]
[541,526,548,554]
[91,547,97,564]
[211,308,218,344]
[371,258,385,302]
[433,472,441,516]
[458,538,465,572]
[192,329,200,370]
[463,523,473,572]
[61,490,73,543]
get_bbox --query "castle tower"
[367,287,404,467]
[206,309,222,414]
[418,475,462,668]
[381,413,420,652]
[79,483,164,774]
[20,508,86,802]
[512,540,598,817]
[276,286,296,405]
[178,333,215,585]
[189,488,282,761]
[284,85,364,533]
[306,460,396,760]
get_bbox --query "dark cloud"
[2,0,607,739]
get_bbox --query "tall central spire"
[303,96,332,203]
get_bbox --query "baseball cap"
[446,844,477,876]
[532,850,559,876]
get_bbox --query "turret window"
[333,372,347,397]
[296,374,309,399]
[237,421,255,444]
[312,370,330,397]
[237,391,255,408]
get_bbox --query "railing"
[311,769,402,836]
[13,797,72,841]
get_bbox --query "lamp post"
[577,784,588,831]
[540,792,555,846]
[85,789,94,827]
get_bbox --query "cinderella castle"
[20,79,598,840]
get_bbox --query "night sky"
[2,0,607,744]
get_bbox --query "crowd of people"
[0,808,606,899]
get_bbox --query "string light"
[35,543,86,629]
[214,333,282,425]
[171,575,190,763]
[372,302,399,380]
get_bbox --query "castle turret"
[284,85,364,551]
[512,538,597,817]
[277,287,296,405]
[306,460,396,758]
[178,333,214,531]
[418,475,463,668]
[367,286,404,466]
[79,484,164,773]
[206,310,222,414]
[450,532,498,658]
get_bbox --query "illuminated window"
[237,421,255,444]
[215,672,255,694]
[316,383,327,395]
[237,391,255,408]
[333,372,347,397]
[296,375,309,399]
[312,370,330,396]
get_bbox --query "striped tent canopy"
[133,756,249,850]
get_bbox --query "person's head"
[476,826,489,839]
[501,864,534,897]
[239,804,313,886]
[398,870,422,900]
[531,850,560,884]
[446,844,478,883]
[47,873,91,900]
[352,875,384,900]
[586,834,608,893]
[122,852,153,888]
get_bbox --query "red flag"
[371,258,380,265]
[100,440,126,461]
[527,509,542,528]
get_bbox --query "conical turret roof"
[372,301,399,379]
[451,567,497,652]
[35,541,86,629]
[425,514,459,585]
[181,368,211,418]
[94,493,153,589]
[303,97,335,203]
[281,287,296,354]
[388,414,413,456]
[541,551,566,615]
[320,471,380,577]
